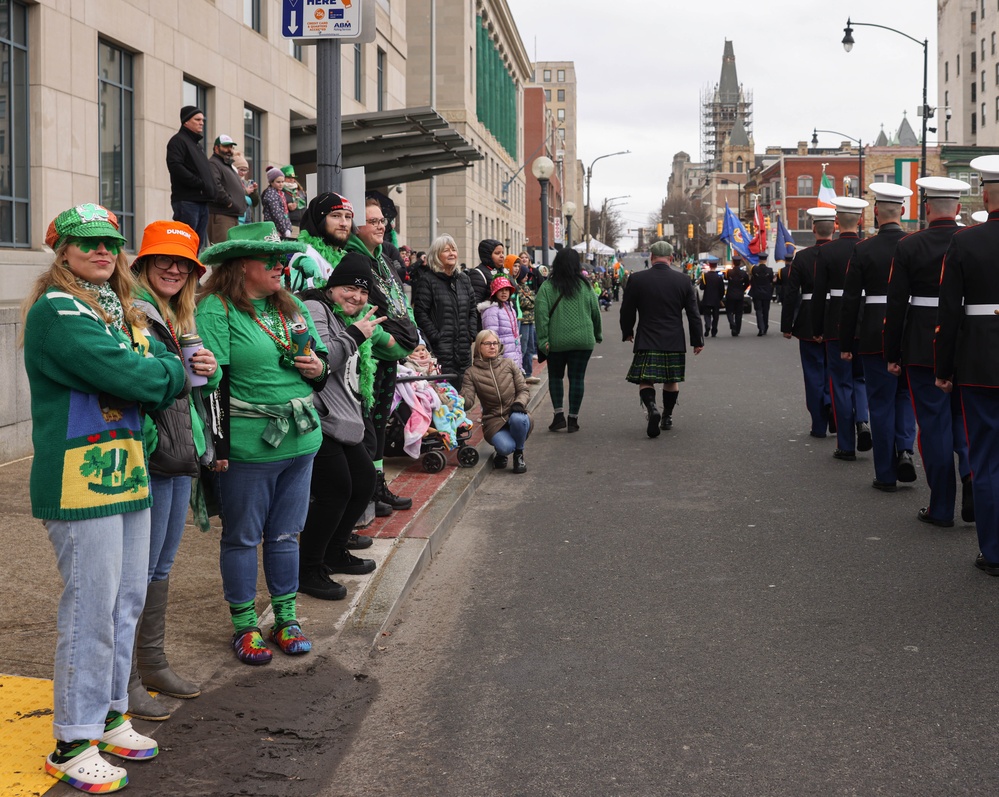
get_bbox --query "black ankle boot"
[512,450,527,473]
[640,388,660,438]
[661,391,678,431]
[494,454,508,469]
[567,417,580,433]
[375,471,412,510]
[549,412,567,431]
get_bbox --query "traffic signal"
[765,216,772,231]
[687,223,694,239]
[716,219,723,234]
[657,223,663,237]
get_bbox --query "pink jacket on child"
[479,301,521,364]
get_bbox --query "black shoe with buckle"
[833,449,856,461]
[856,422,873,452]
[918,507,954,528]
[896,450,917,483]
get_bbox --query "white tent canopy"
[573,239,615,257]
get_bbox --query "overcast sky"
[504,0,939,248]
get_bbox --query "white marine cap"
[971,154,999,182]
[915,175,970,198]
[806,206,837,221]
[831,196,869,213]
[868,183,913,204]
[972,210,989,223]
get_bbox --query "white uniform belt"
[828,289,844,297]
[801,293,812,300]
[965,304,999,315]
[865,295,887,304]
[910,296,938,307]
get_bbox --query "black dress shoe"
[975,553,999,576]
[872,479,897,492]
[346,532,373,550]
[896,451,917,483]
[856,422,873,452]
[833,449,856,461]
[809,431,827,439]
[917,507,954,528]
[962,476,975,523]
[325,551,377,575]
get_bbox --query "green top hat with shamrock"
[199,222,306,266]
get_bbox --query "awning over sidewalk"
[290,107,483,187]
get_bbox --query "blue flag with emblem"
[775,215,796,261]
[720,202,758,265]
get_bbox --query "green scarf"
[77,278,125,329]
[297,231,346,287]
[330,301,376,412]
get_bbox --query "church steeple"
[701,40,753,171]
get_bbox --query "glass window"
[557,69,565,81]
[797,175,814,195]
[983,102,987,127]
[557,88,565,102]
[182,78,209,154]
[797,209,808,230]
[544,89,550,101]
[984,70,987,91]
[543,69,551,81]
[972,50,977,71]
[995,96,998,120]
[972,111,978,134]
[994,31,997,55]
[244,0,260,31]
[243,106,262,220]
[354,43,362,101]
[376,48,385,111]
[0,0,29,247]
[557,108,565,121]
[98,41,134,246]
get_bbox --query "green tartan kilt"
[626,350,686,384]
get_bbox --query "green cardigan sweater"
[24,288,187,520]
[535,279,603,354]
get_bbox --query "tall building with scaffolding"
[700,40,753,172]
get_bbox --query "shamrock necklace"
[253,306,296,368]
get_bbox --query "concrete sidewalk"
[0,367,548,796]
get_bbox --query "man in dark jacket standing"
[620,240,704,438]
[749,257,775,335]
[166,106,221,251]
[724,255,750,336]
[698,261,725,338]
[207,134,246,244]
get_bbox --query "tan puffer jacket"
[460,354,534,443]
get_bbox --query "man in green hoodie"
[345,197,418,512]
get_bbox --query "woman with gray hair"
[411,234,477,387]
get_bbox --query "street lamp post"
[843,17,928,227]
[563,201,576,248]
[585,150,630,261]
[532,156,555,267]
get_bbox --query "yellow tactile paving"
[0,674,56,796]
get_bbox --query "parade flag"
[817,166,836,208]
[720,202,759,264]
[748,203,767,256]
[774,215,796,261]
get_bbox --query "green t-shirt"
[196,294,326,463]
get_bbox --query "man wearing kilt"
[620,240,704,438]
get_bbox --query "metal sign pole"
[317,38,342,195]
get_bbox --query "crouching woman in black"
[298,254,387,599]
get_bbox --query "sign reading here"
[282,0,362,39]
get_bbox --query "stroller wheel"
[422,450,447,473]
[457,446,480,468]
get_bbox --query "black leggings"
[363,361,398,463]
[300,436,377,569]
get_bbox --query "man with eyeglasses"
[344,197,419,515]
[166,106,225,253]
[207,134,247,245]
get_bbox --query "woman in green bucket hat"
[195,222,329,665]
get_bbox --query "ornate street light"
[563,200,576,248]
[532,156,555,267]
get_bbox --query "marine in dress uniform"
[934,156,999,573]
[812,196,872,459]
[838,183,917,491]
[699,263,726,338]
[781,207,836,438]
[750,259,775,335]
[884,176,973,527]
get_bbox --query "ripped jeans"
[215,453,316,605]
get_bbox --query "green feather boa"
[330,300,376,412]
[297,231,345,287]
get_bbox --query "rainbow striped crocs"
[46,743,129,792]
[97,713,158,760]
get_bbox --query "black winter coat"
[166,127,219,204]
[208,153,246,217]
[412,268,478,373]
[620,263,704,352]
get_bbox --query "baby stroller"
[384,372,480,473]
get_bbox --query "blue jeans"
[148,474,192,582]
[520,322,537,376]
[491,412,531,456]
[172,200,209,252]
[215,454,315,604]
[46,509,151,741]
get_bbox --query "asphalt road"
[323,303,999,797]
